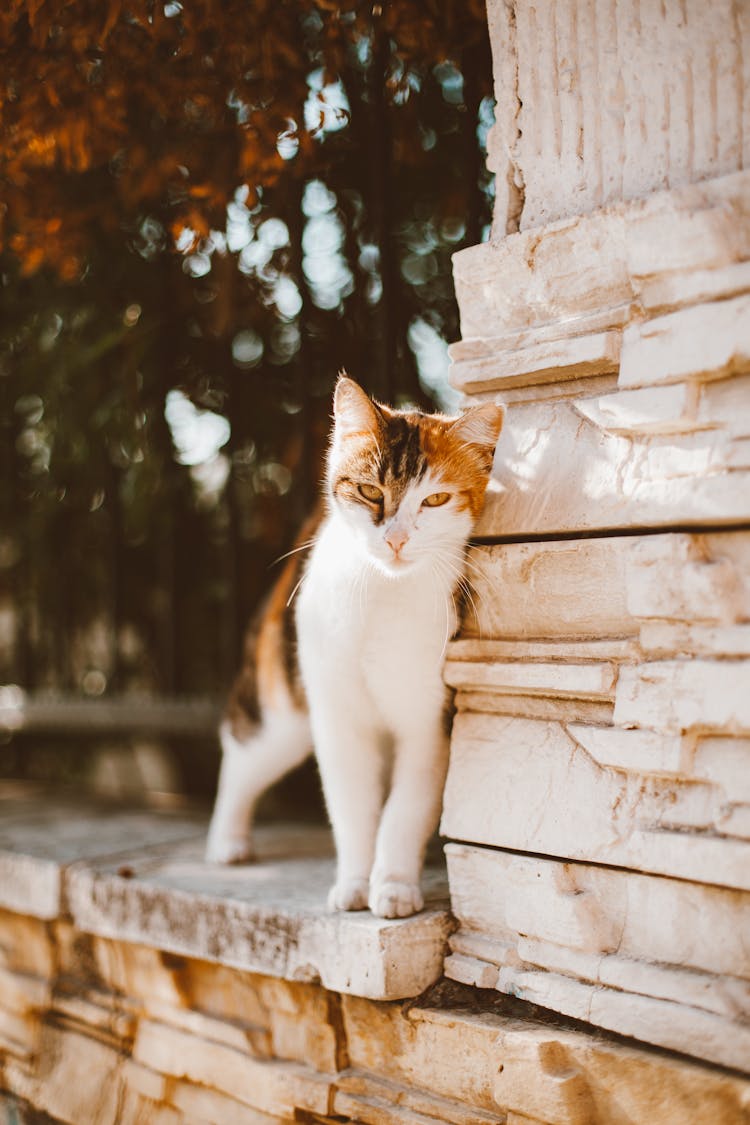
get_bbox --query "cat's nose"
[385,527,409,556]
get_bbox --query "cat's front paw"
[205,835,254,865]
[369,880,424,918]
[327,877,370,912]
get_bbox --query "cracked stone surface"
[1,884,749,1124]
[0,791,452,1001]
[446,7,750,1069]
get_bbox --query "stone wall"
[442,0,750,1083]
[1,802,749,1125]
[3,4,750,1121]
[487,0,750,232]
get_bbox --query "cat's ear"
[333,374,382,439]
[448,402,505,452]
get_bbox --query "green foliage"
[0,0,494,723]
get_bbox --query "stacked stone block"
[2,899,749,1125]
[441,0,750,1080]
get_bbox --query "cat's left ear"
[333,374,383,439]
[448,402,505,454]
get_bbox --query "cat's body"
[206,376,503,918]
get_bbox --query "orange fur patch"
[225,505,322,737]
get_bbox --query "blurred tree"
[0,0,494,792]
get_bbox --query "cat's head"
[327,375,503,577]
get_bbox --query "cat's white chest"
[360,574,452,673]
[361,578,453,727]
[297,516,456,731]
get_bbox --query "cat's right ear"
[333,375,382,439]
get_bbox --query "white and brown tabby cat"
[206,375,503,918]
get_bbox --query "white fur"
[295,478,468,918]
[206,387,495,918]
[205,711,311,864]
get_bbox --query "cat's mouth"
[378,553,414,575]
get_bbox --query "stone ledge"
[445,843,750,1072]
[0,790,452,1002]
[2,908,749,1125]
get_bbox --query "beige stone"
[483,0,522,236]
[0,966,49,1058]
[342,997,501,1115]
[444,659,617,701]
[640,259,750,313]
[477,398,750,538]
[698,372,750,437]
[491,964,750,1073]
[0,909,56,978]
[623,533,750,624]
[448,0,750,1085]
[692,738,750,803]
[169,1078,293,1124]
[1,1025,126,1125]
[619,294,750,389]
[444,762,750,1066]
[448,637,636,664]
[442,713,750,889]
[453,212,630,344]
[446,845,750,980]
[573,382,696,435]
[451,330,621,394]
[461,538,633,641]
[565,724,686,775]
[486,0,749,231]
[92,936,191,1011]
[450,175,750,541]
[0,886,748,1125]
[0,852,60,920]
[66,838,452,1001]
[614,659,750,733]
[463,533,750,640]
[0,799,205,919]
[132,1018,332,1117]
[48,989,136,1045]
[119,1058,169,1106]
[454,691,614,725]
[0,813,453,1003]
[454,170,750,343]
[333,1074,505,1125]
[345,993,750,1125]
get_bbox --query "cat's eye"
[422,491,451,508]
[358,482,384,503]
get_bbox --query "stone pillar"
[443,0,750,1073]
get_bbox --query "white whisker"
[271,538,317,567]
[431,553,481,637]
[285,573,306,608]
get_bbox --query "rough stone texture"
[450,171,750,537]
[1,895,748,1125]
[445,0,750,1081]
[445,845,750,1070]
[486,0,750,234]
[442,531,750,1060]
[5,2,750,1116]
[0,796,451,1003]
[0,794,203,919]
[443,535,750,889]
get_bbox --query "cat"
[206,374,503,918]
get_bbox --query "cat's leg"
[205,709,311,864]
[369,716,449,918]
[310,701,386,911]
